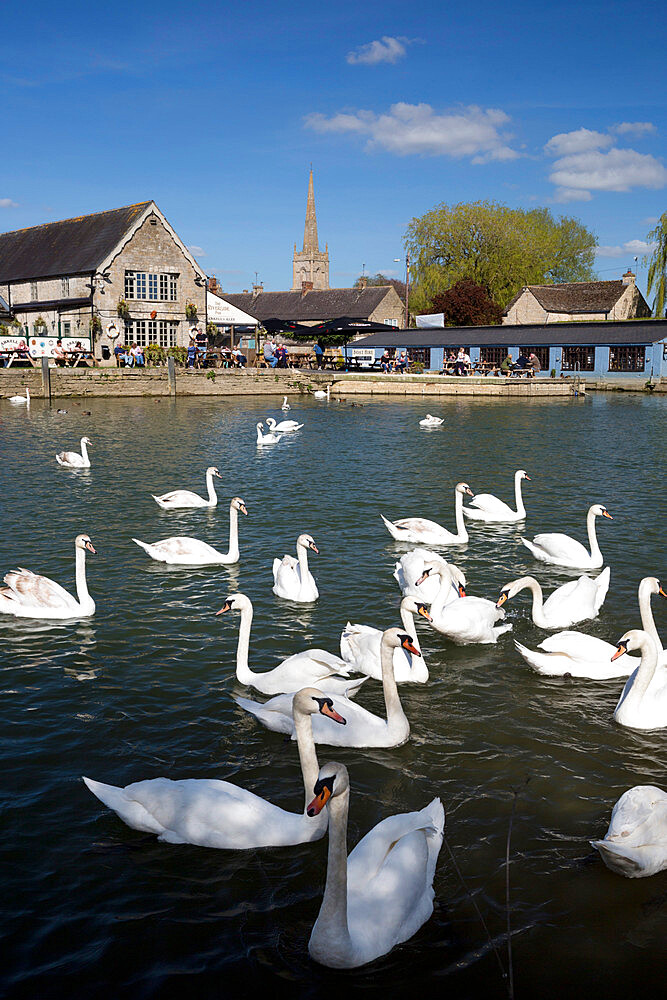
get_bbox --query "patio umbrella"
[260,318,314,336]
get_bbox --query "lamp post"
[393,253,411,328]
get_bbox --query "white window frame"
[61,277,70,297]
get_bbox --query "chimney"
[358,276,368,289]
[622,269,636,285]
[252,283,263,296]
[208,275,220,294]
[301,280,313,294]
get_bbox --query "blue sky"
[2,0,666,298]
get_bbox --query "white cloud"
[553,187,592,203]
[549,148,667,199]
[596,238,656,258]
[0,198,18,208]
[611,121,656,136]
[188,245,206,257]
[545,128,613,156]
[305,102,518,161]
[346,36,414,65]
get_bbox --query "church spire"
[302,167,319,253]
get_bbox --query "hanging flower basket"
[150,309,157,320]
[117,299,130,320]
[34,315,48,331]
[185,301,198,321]
[90,315,102,336]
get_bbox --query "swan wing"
[153,490,206,507]
[56,451,86,467]
[2,568,76,610]
[393,548,442,598]
[233,694,295,734]
[465,493,514,518]
[133,536,225,564]
[526,532,591,564]
[278,648,352,676]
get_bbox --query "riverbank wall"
[0,367,595,399]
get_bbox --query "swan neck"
[638,582,663,653]
[297,543,309,576]
[454,489,468,541]
[227,504,240,560]
[430,568,452,618]
[399,606,420,653]
[514,472,526,517]
[206,471,218,505]
[381,636,405,724]
[74,545,91,609]
[316,788,351,948]
[586,509,601,563]
[627,636,659,703]
[234,604,255,685]
[523,578,548,627]
[80,439,89,462]
[293,709,319,812]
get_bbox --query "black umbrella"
[307,317,398,359]
[260,317,314,336]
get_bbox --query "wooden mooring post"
[41,357,51,401]
[167,356,176,396]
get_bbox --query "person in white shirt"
[453,346,470,376]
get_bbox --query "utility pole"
[404,251,411,328]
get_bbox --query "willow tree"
[646,212,667,317]
[405,200,597,309]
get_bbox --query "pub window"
[159,274,169,300]
[169,274,178,301]
[561,346,595,371]
[524,346,550,370]
[61,277,70,296]
[158,320,178,348]
[31,280,38,301]
[124,271,135,299]
[608,345,645,372]
[135,272,147,300]
[62,321,71,338]
[407,347,428,365]
[480,346,507,365]
[148,274,158,300]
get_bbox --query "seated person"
[499,353,513,376]
[218,345,232,366]
[231,347,247,367]
[16,339,29,358]
[263,339,279,368]
[53,339,68,367]
[129,342,144,367]
[114,343,128,366]
[513,351,529,372]
[394,350,408,373]
[275,343,289,368]
[380,349,393,373]
[528,351,541,375]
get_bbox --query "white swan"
[591,785,667,878]
[313,385,330,399]
[521,503,612,569]
[133,497,248,566]
[513,577,666,678]
[394,547,466,603]
[463,469,530,523]
[281,395,291,410]
[266,416,304,433]
[306,762,444,968]
[419,558,511,644]
[419,414,444,428]
[612,630,667,731]
[56,436,92,469]
[217,593,364,697]
[273,533,319,602]
[152,466,221,509]
[496,568,610,629]
[82,688,347,849]
[0,533,96,619]
[256,421,282,445]
[235,628,418,747]
[340,597,432,683]
[8,387,30,404]
[381,482,475,546]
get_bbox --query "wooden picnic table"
[0,350,35,368]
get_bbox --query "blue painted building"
[350,318,667,385]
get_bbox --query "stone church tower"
[292,168,330,291]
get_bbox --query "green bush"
[167,345,188,365]
[145,342,166,365]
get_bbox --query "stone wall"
[369,287,404,328]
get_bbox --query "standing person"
[452,346,470,376]
[528,351,541,376]
[195,327,208,366]
[313,340,324,368]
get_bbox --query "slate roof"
[0,202,152,283]
[223,287,398,322]
[504,280,633,316]
[351,318,667,349]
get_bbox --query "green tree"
[646,212,667,317]
[405,200,597,308]
[354,272,406,300]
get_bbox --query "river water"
[0,391,665,999]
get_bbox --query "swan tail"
[82,777,163,835]
[593,566,611,613]
[590,839,644,877]
[494,623,513,640]
[132,538,160,560]
[462,507,486,520]
[232,695,293,734]
[343,676,368,699]
[380,514,403,540]
[514,640,552,673]
[151,495,167,508]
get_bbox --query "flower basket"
[90,315,102,336]
[34,315,48,332]
[185,302,198,321]
[117,299,130,320]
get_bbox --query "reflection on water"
[0,392,665,999]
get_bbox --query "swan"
[419,414,444,428]
[313,386,330,399]
[82,688,347,849]
[394,548,466,603]
[306,762,444,968]
[496,568,610,629]
[521,503,612,569]
[266,416,304,433]
[340,597,432,683]
[152,466,221,509]
[133,497,248,566]
[463,469,530,523]
[591,785,667,878]
[256,421,282,445]
[0,533,96,619]
[235,628,418,747]
[56,436,92,469]
[281,395,291,410]
[612,629,667,731]
[513,577,666,678]
[8,387,30,404]
[217,593,365,697]
[418,558,511,644]
[381,482,475,546]
[273,533,319,602]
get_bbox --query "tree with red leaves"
[429,280,503,327]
